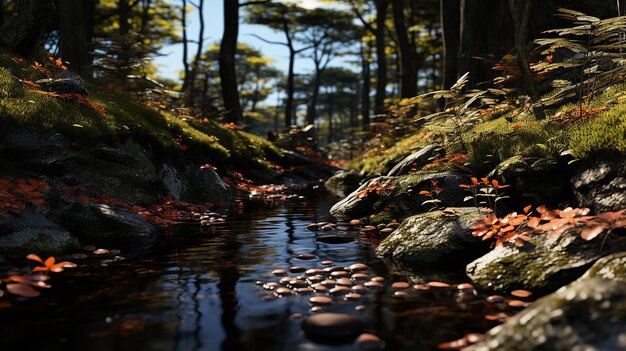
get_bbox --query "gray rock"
[184,166,234,205]
[301,313,364,344]
[329,172,468,221]
[159,164,187,200]
[387,145,445,177]
[0,209,80,256]
[466,227,626,293]
[36,69,88,95]
[376,208,489,265]
[571,160,626,213]
[58,202,156,245]
[467,253,626,351]
[330,176,394,220]
[90,146,137,167]
[325,170,366,197]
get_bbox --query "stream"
[0,190,498,351]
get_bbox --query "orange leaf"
[32,267,49,273]
[511,289,533,298]
[44,256,55,267]
[26,253,43,264]
[418,190,431,196]
[580,226,604,241]
[523,205,532,214]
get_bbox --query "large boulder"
[330,172,468,221]
[58,202,156,246]
[376,208,489,265]
[467,253,626,351]
[184,166,234,205]
[0,209,80,256]
[466,228,626,293]
[386,145,445,177]
[571,160,626,213]
[325,170,366,197]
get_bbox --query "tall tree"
[59,0,91,76]
[440,0,460,89]
[0,0,54,57]
[246,2,311,127]
[391,0,418,98]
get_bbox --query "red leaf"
[523,205,532,214]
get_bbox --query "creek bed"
[0,190,500,351]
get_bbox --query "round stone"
[301,313,364,344]
[427,281,451,288]
[376,224,386,230]
[321,279,337,288]
[386,222,400,229]
[364,281,384,288]
[307,276,323,284]
[296,287,314,295]
[289,279,308,289]
[350,219,361,226]
[352,285,366,294]
[330,286,351,296]
[351,273,369,281]
[355,333,385,351]
[336,278,354,287]
[355,305,366,311]
[271,269,288,276]
[310,306,323,313]
[290,313,303,319]
[486,295,505,303]
[391,282,410,289]
[345,293,362,301]
[305,269,325,276]
[379,228,394,235]
[279,277,292,285]
[321,225,334,231]
[324,266,345,273]
[457,283,475,290]
[330,271,350,278]
[289,266,306,273]
[393,291,408,298]
[312,284,328,293]
[412,284,430,291]
[321,260,334,265]
[274,287,292,297]
[309,296,333,305]
[348,263,369,272]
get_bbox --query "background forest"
[2,0,620,146]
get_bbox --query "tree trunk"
[509,0,545,119]
[392,0,417,98]
[59,0,88,76]
[361,41,371,131]
[306,65,322,125]
[374,0,389,114]
[219,0,243,123]
[181,0,190,93]
[440,0,461,89]
[284,48,296,127]
[186,0,205,108]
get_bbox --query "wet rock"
[351,273,369,281]
[274,287,292,297]
[159,164,187,201]
[301,313,364,344]
[349,263,369,272]
[387,145,445,177]
[571,160,626,213]
[336,278,354,287]
[57,202,156,246]
[466,226,626,293]
[271,269,288,276]
[345,293,362,301]
[355,333,385,351]
[295,253,317,260]
[329,173,469,221]
[325,170,366,197]
[0,209,80,256]
[391,282,410,289]
[330,271,350,278]
[352,285,366,294]
[289,266,306,273]
[309,296,332,305]
[364,281,384,288]
[307,223,321,231]
[36,70,88,95]
[377,208,488,265]
[330,286,351,296]
[184,166,233,205]
[467,254,626,351]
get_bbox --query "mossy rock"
[467,253,626,351]
[571,159,626,213]
[376,207,490,266]
[0,209,80,256]
[324,170,366,197]
[466,228,626,293]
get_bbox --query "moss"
[569,103,626,160]
[351,130,435,175]
[0,59,282,176]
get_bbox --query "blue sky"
[153,0,344,82]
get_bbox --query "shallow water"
[0,191,497,351]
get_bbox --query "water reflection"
[0,191,495,351]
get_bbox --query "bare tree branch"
[248,33,289,47]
